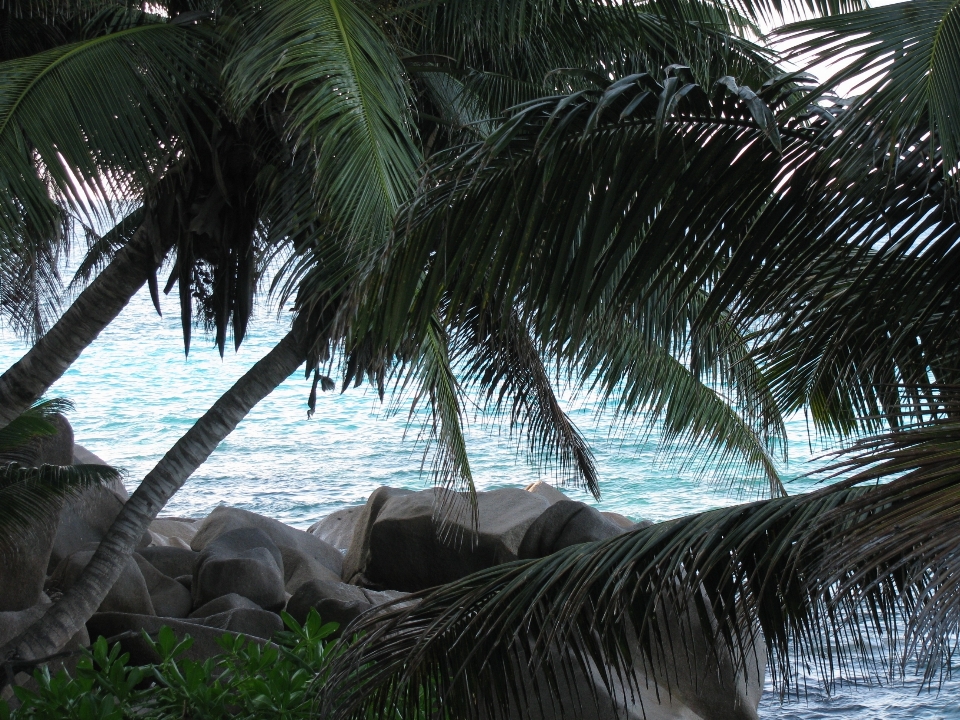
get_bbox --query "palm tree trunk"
[0,225,171,431]
[0,330,304,662]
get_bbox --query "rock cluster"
[0,422,762,719]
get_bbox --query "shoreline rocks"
[2,415,758,719]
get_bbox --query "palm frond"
[0,397,73,454]
[0,214,66,342]
[451,308,600,499]
[0,15,211,241]
[776,1,960,181]
[397,0,781,114]
[578,308,784,497]
[400,315,477,531]
[0,463,122,553]
[224,0,420,245]
[322,447,960,718]
[69,205,144,291]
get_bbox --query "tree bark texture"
[0,226,171,430]
[1,330,304,662]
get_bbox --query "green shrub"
[0,610,395,719]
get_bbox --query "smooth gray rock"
[307,506,363,553]
[285,577,370,625]
[286,577,410,635]
[72,443,113,470]
[148,517,198,548]
[283,550,342,595]
[46,438,135,572]
[348,487,549,592]
[0,423,78,610]
[193,528,286,611]
[189,593,262,619]
[134,554,191,618]
[518,500,625,559]
[192,506,342,578]
[30,414,74,466]
[342,487,414,584]
[190,608,283,640]
[49,487,125,572]
[86,612,270,665]
[137,546,199,580]
[601,511,641,530]
[48,550,155,616]
[0,517,58,612]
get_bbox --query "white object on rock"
[149,517,199,547]
[524,480,568,505]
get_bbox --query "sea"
[1,274,957,719]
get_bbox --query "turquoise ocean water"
[1,276,957,719]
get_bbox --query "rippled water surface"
[1,279,958,719]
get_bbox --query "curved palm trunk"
[0,225,171,430]
[1,330,304,662]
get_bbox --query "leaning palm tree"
[0,0,807,665]
[0,0,782,430]
[315,2,960,715]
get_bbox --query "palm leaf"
[450,307,600,499]
[776,1,960,181]
[322,444,960,718]
[69,205,144,291]
[0,397,73,454]
[0,15,210,241]
[0,463,122,553]
[401,315,477,532]
[577,308,785,497]
[224,0,420,245]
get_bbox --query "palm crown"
[9,0,960,713]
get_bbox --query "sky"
[761,0,903,94]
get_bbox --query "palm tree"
[0,4,210,429]
[0,0,794,433]
[0,0,807,666]
[313,2,960,716]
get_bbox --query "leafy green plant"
[0,609,444,719]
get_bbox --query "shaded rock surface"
[193,528,286,611]
[49,483,129,572]
[518,500,625,559]
[86,613,272,665]
[137,546,199,580]
[0,519,58,612]
[147,517,198,549]
[345,487,549,591]
[186,608,283,639]
[192,506,342,578]
[134,554,192,618]
[307,506,362,553]
[30,414,74,467]
[189,593,262,619]
[286,577,408,634]
[48,549,155,616]
[524,480,568,505]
